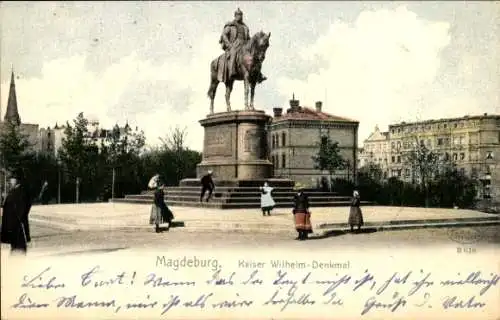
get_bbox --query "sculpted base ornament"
[207,8,270,114]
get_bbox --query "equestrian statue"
[207,8,270,114]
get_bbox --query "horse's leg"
[208,78,218,114]
[225,80,234,112]
[243,75,250,110]
[250,81,256,110]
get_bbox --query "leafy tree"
[312,135,345,189]
[403,137,442,207]
[57,112,97,203]
[0,120,32,172]
[103,123,146,198]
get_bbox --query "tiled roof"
[274,107,358,123]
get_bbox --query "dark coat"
[154,188,174,222]
[293,192,310,213]
[201,175,214,189]
[1,184,32,245]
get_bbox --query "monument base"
[197,110,272,180]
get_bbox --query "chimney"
[315,101,322,112]
[273,107,283,117]
[289,93,300,112]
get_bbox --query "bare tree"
[160,126,187,152]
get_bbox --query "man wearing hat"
[1,170,32,254]
[200,170,215,202]
[219,8,267,83]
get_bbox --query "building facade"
[268,96,359,187]
[358,125,390,179]
[359,114,500,200]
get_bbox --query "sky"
[1,1,499,151]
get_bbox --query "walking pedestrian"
[260,181,275,216]
[200,170,215,202]
[1,170,32,254]
[150,182,174,233]
[38,180,49,205]
[348,190,364,232]
[292,185,313,240]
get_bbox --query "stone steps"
[118,182,366,209]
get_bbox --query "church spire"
[4,67,21,126]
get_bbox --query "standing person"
[260,181,275,216]
[200,170,215,202]
[1,171,32,254]
[38,180,49,205]
[348,190,364,232]
[292,186,313,240]
[150,182,174,233]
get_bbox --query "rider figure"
[219,8,267,83]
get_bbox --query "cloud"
[0,31,246,151]
[276,6,454,144]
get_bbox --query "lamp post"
[57,158,61,204]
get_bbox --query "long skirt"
[293,210,313,233]
[348,206,364,226]
[149,205,173,227]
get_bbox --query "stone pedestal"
[195,110,273,180]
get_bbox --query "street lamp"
[57,158,61,204]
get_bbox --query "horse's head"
[249,31,271,62]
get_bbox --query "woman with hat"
[1,170,32,254]
[348,190,364,232]
[292,184,313,240]
[149,177,174,233]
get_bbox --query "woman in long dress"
[260,182,275,216]
[150,183,174,233]
[348,190,364,232]
[292,186,313,240]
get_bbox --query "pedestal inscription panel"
[204,127,233,157]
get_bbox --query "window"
[486,151,493,160]
[405,168,410,177]
[397,142,401,149]
[453,153,458,161]
[460,153,465,160]
[281,154,286,168]
[391,142,395,149]
[420,140,424,146]
[444,124,447,129]
[444,152,450,161]
[437,138,443,146]
[391,156,395,163]
[454,123,458,128]
[397,156,401,163]
[281,132,286,146]
[397,129,401,133]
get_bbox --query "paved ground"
[26,203,499,232]
[3,220,497,256]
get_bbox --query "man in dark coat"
[1,171,32,254]
[200,170,215,202]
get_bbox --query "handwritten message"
[4,253,499,319]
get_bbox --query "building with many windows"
[268,95,359,186]
[360,114,500,200]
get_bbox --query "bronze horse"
[207,31,270,114]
